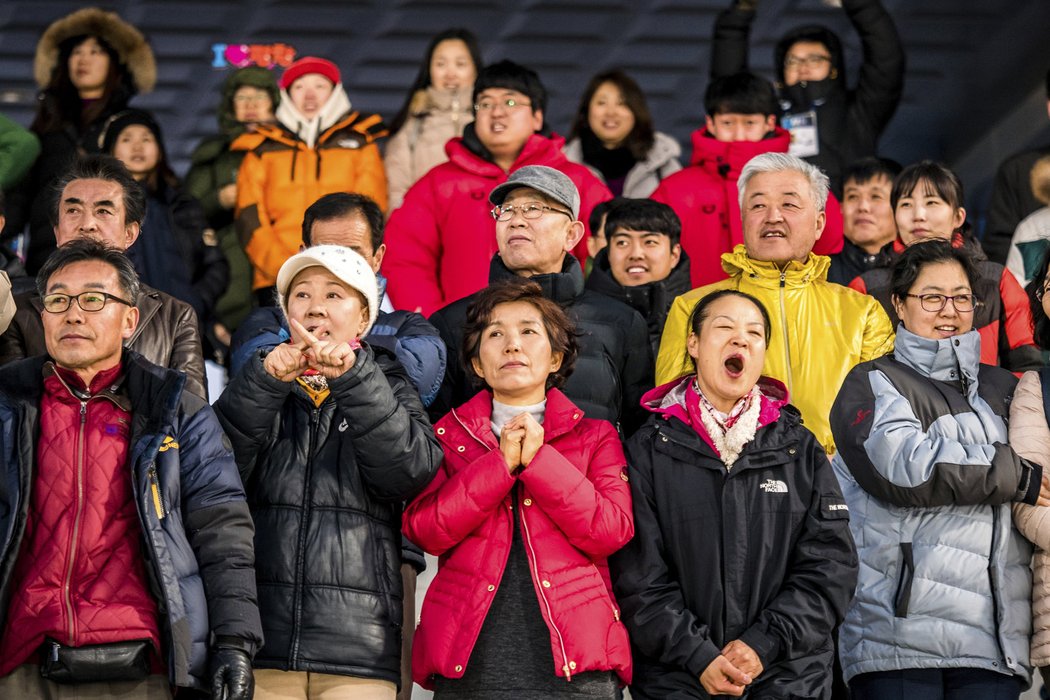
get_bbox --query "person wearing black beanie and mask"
[711,0,905,196]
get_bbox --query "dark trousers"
[850,668,1023,700]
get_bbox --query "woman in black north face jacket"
[611,289,857,699]
[215,246,441,698]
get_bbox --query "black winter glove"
[210,647,254,700]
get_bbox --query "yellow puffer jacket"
[234,112,387,290]
[656,245,894,453]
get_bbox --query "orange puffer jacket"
[234,112,387,290]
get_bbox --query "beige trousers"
[254,669,397,700]
[0,664,172,699]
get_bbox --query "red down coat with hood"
[402,389,634,689]
[651,126,844,288]
[383,133,612,316]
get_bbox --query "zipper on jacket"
[778,271,794,393]
[148,466,165,520]
[289,407,321,667]
[63,400,88,645]
[519,495,572,682]
[987,505,1009,668]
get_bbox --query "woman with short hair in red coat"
[403,277,633,698]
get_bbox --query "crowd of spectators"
[3,3,1050,699]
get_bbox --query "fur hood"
[35,7,156,93]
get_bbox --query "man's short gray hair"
[737,152,830,213]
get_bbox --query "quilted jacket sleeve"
[403,442,518,556]
[831,364,1039,508]
[328,346,442,502]
[177,400,263,654]
[213,351,292,481]
[517,419,633,559]
[1010,371,1050,548]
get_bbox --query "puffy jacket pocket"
[893,542,914,618]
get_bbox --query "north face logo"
[760,479,788,494]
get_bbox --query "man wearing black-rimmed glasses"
[0,155,207,400]
[428,165,652,435]
[0,238,261,699]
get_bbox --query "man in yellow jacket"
[656,152,893,454]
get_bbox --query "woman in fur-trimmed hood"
[6,7,157,274]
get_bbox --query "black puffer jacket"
[712,0,905,195]
[584,247,692,359]
[428,254,653,435]
[0,283,207,400]
[214,344,441,685]
[611,385,857,699]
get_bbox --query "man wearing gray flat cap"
[428,165,652,435]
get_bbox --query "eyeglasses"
[904,293,979,313]
[42,291,133,314]
[783,54,832,70]
[474,97,532,112]
[491,202,572,222]
[233,94,270,104]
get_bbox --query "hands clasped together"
[264,318,360,382]
[700,639,764,696]
[499,412,545,473]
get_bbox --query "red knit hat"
[280,56,341,89]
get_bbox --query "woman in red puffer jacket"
[403,278,633,698]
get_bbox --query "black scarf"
[580,128,636,181]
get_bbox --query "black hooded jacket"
[712,0,905,195]
[611,399,857,699]
[428,254,653,436]
[584,247,692,358]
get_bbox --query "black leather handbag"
[39,638,151,684]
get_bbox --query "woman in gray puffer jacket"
[830,240,1048,700]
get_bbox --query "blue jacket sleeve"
[368,310,446,407]
[176,400,264,654]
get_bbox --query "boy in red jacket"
[652,72,843,288]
